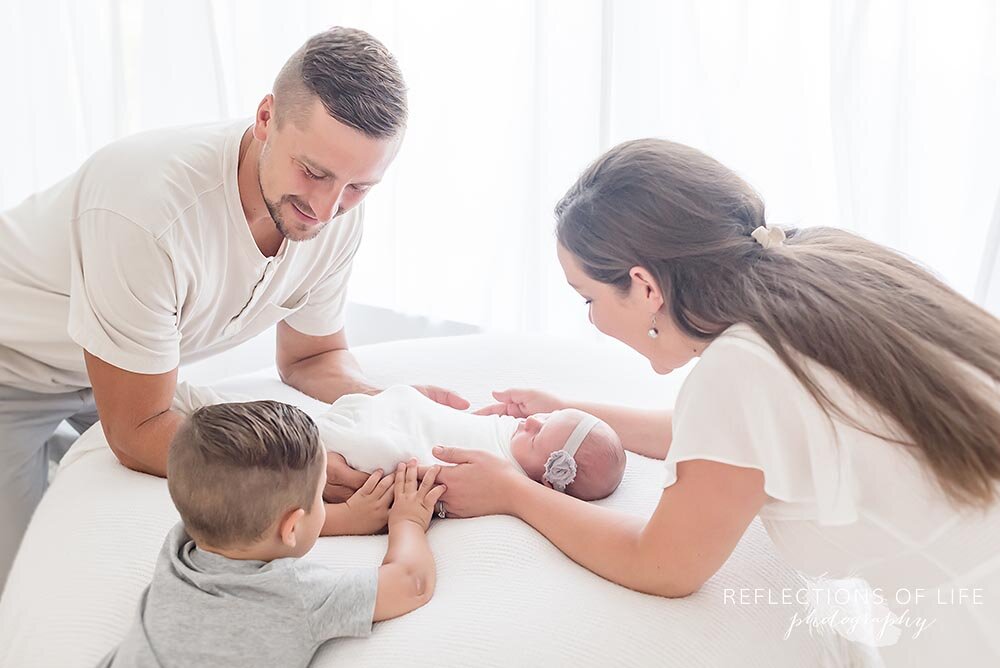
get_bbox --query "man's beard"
[258,168,336,242]
[262,193,327,241]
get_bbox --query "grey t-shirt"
[97,523,378,668]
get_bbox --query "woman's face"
[557,243,706,374]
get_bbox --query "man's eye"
[350,184,371,193]
[303,168,323,180]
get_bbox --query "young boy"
[97,400,445,667]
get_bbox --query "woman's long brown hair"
[556,138,1000,508]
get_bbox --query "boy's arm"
[371,462,444,621]
[321,471,395,536]
[321,502,388,536]
[373,519,435,621]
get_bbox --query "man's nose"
[312,185,345,222]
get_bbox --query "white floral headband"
[542,414,600,492]
[751,225,785,249]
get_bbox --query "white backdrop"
[2,0,999,337]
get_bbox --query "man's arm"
[276,321,380,403]
[84,350,183,477]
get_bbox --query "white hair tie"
[751,225,786,249]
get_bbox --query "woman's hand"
[429,446,529,518]
[472,388,564,417]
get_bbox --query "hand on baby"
[424,446,525,518]
[412,384,471,411]
[473,388,563,417]
[389,460,446,532]
[344,469,396,534]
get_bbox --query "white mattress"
[0,334,852,667]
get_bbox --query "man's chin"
[279,219,327,242]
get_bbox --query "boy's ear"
[278,508,306,548]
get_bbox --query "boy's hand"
[389,460,446,532]
[324,452,372,503]
[343,469,396,534]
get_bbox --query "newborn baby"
[173,383,626,501]
[318,385,626,501]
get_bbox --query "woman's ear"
[278,507,306,548]
[629,266,665,313]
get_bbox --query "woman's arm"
[433,446,766,597]
[476,389,673,459]
[566,401,673,459]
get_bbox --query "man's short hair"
[167,400,324,549]
[273,26,407,138]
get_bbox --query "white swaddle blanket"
[172,382,522,474]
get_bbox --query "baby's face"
[509,409,590,482]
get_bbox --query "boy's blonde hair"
[167,400,324,549]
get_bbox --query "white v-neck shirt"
[0,120,362,393]
[664,323,1000,665]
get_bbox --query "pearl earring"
[647,315,659,339]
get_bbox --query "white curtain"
[3,0,999,338]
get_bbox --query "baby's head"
[167,400,327,559]
[509,408,625,501]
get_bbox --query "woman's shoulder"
[680,323,804,401]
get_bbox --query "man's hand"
[342,469,396,534]
[412,385,471,410]
[323,451,373,503]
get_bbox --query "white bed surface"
[0,333,849,667]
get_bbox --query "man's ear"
[254,94,275,143]
[278,507,306,548]
[628,266,665,313]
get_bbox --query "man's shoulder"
[76,120,247,238]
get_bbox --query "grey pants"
[0,384,98,596]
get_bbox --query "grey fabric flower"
[543,450,578,492]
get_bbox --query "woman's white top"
[172,383,522,475]
[663,324,1000,666]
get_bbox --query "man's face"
[256,96,401,242]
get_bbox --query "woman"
[430,139,1000,665]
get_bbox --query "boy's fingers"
[360,470,382,494]
[405,460,418,490]
[375,473,395,495]
[419,465,440,492]
[426,484,447,507]
[416,464,440,479]
[381,485,395,503]
[394,462,406,496]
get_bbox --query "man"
[0,26,466,592]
